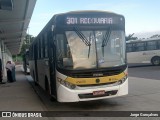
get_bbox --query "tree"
[20,34,35,55]
[126,33,138,41]
[150,34,160,38]
[12,34,34,63]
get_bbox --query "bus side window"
[132,43,136,52]
[40,36,44,58]
[56,34,65,59]
[126,43,132,52]
[44,33,48,58]
[158,41,160,49]
[38,39,41,59]
[147,41,157,50]
[37,40,39,59]
[56,34,73,67]
[136,42,145,51]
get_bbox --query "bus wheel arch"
[151,56,160,66]
[45,76,57,102]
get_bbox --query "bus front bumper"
[57,79,128,102]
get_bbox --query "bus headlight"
[117,68,128,85]
[57,77,76,89]
[117,75,128,85]
[121,75,127,84]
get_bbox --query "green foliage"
[126,33,160,41]
[13,34,35,62]
[150,34,160,38]
[12,55,23,62]
[125,33,138,41]
[20,34,35,55]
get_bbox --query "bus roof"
[126,37,160,43]
[61,10,123,16]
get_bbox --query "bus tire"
[33,71,38,86]
[151,56,160,66]
[50,96,57,102]
[45,77,50,94]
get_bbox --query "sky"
[29,0,160,38]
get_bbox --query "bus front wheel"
[151,56,160,66]
[45,77,50,94]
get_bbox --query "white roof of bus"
[57,10,124,17]
[126,37,160,43]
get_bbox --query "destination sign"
[66,17,113,25]
[65,16,123,25]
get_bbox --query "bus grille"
[77,82,117,87]
[71,69,122,78]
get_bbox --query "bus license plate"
[93,90,105,96]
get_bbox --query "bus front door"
[48,33,57,99]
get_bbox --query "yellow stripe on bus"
[65,72,126,85]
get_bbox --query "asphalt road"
[128,65,160,80]
[26,65,160,119]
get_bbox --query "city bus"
[126,37,160,66]
[23,50,30,74]
[29,11,128,102]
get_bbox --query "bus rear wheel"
[33,71,38,86]
[151,56,160,66]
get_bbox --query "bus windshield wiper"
[88,33,92,58]
[101,27,111,57]
[74,27,90,46]
[74,27,91,58]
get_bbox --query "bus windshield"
[56,29,126,70]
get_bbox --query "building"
[0,0,36,77]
